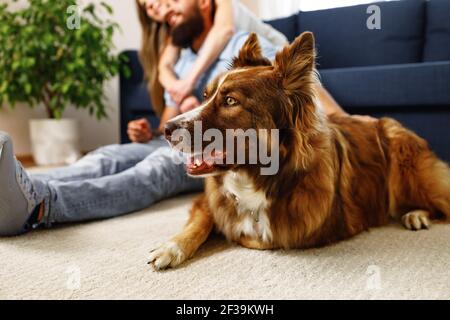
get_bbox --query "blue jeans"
[31,137,203,226]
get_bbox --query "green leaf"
[12,61,21,70]
[25,83,32,94]
[100,2,113,15]
[61,82,71,94]
[122,65,131,79]
[0,81,7,93]
[53,109,62,120]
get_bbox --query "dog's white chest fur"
[222,172,272,243]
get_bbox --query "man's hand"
[168,79,195,106]
[179,96,200,113]
[127,118,153,143]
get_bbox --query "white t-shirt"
[232,0,288,47]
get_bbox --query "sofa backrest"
[265,14,299,43]
[299,0,426,69]
[268,0,428,70]
[423,0,450,62]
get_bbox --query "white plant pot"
[29,119,82,166]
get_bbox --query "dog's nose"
[164,121,178,139]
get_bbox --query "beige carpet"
[0,169,449,299]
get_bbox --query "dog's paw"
[402,210,430,231]
[148,241,186,270]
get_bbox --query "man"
[0,0,278,236]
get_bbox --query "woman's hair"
[136,0,168,116]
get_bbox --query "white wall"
[0,0,142,156]
[240,0,385,19]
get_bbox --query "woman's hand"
[179,96,200,114]
[127,118,153,143]
[168,78,195,106]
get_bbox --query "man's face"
[166,0,199,28]
[168,0,206,48]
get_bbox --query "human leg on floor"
[32,137,168,182]
[0,131,173,236]
[42,146,203,225]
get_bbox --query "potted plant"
[0,0,130,165]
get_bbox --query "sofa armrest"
[119,50,160,143]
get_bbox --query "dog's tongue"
[186,151,226,175]
[186,155,212,175]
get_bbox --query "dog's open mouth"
[186,150,227,176]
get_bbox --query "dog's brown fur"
[149,32,450,270]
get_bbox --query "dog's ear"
[275,33,322,171]
[232,33,271,68]
[274,32,316,97]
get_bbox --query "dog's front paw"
[148,241,186,270]
[402,210,431,231]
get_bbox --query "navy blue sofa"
[120,0,450,161]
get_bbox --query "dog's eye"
[203,91,208,100]
[225,96,238,106]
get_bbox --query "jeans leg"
[32,137,168,183]
[45,146,203,225]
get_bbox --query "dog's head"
[165,32,321,177]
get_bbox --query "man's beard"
[171,6,205,49]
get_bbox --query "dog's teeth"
[195,158,202,166]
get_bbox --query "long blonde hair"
[136,0,168,116]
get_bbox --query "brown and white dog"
[148,32,450,270]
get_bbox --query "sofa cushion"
[423,0,450,62]
[266,14,299,43]
[319,61,450,108]
[298,0,426,69]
